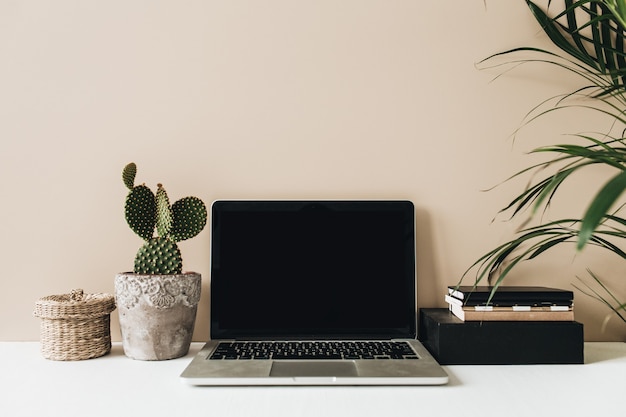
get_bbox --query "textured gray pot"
[114,272,201,360]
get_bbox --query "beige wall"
[2,0,624,342]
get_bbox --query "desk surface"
[1,342,624,417]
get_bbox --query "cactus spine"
[122,163,207,275]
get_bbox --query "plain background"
[2,0,624,341]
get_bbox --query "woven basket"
[34,289,116,361]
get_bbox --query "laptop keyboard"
[208,341,419,360]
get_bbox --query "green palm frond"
[462,216,626,287]
[491,133,626,222]
[600,0,626,35]
[466,1,626,320]
[541,0,626,83]
[573,269,626,322]
[579,170,626,247]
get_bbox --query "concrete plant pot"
[114,272,201,360]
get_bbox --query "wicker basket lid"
[34,289,116,320]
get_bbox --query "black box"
[418,308,584,365]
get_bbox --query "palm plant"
[463,0,626,320]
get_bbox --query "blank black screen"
[210,201,416,340]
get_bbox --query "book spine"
[445,293,573,307]
[445,296,573,312]
[447,303,575,321]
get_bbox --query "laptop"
[180,200,448,386]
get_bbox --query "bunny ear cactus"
[122,162,207,275]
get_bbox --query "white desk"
[1,342,623,417]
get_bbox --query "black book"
[447,286,573,307]
[418,308,584,365]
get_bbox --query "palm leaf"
[578,170,626,248]
[573,269,626,322]
[528,0,600,68]
[466,1,626,320]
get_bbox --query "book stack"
[445,286,574,321]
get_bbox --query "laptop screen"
[210,200,416,340]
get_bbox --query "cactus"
[122,162,207,275]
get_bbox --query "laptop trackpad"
[270,361,358,377]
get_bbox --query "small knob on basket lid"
[69,289,84,302]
